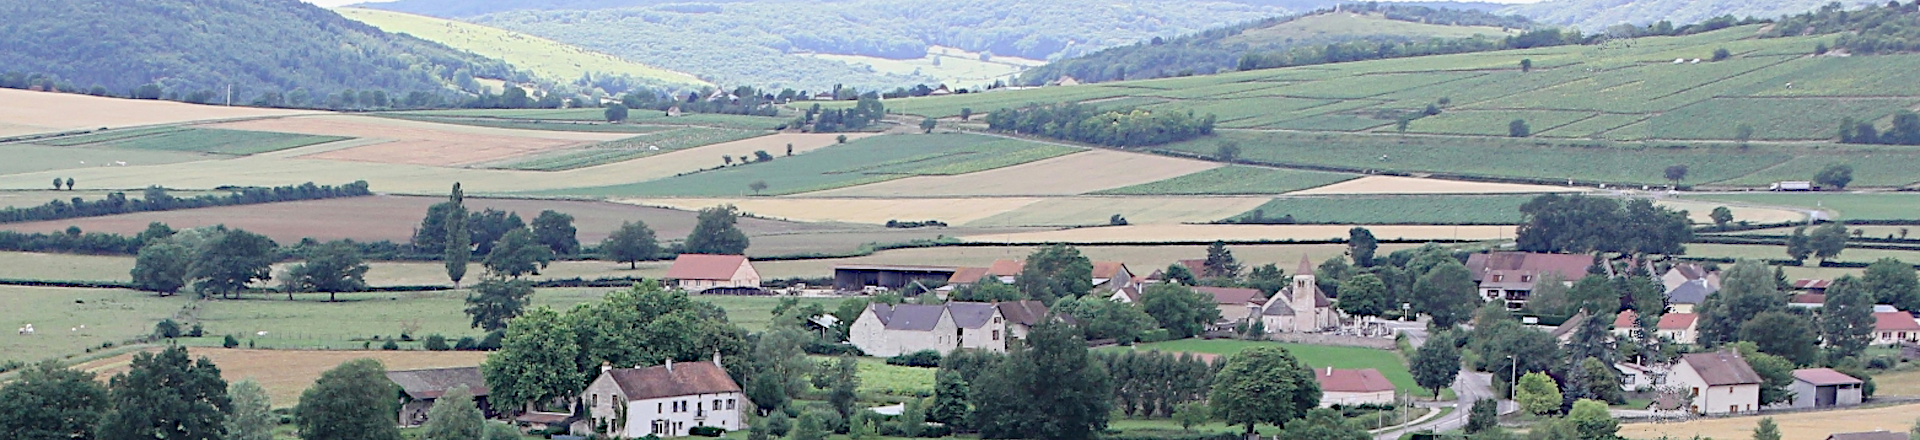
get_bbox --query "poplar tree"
[445,183,469,288]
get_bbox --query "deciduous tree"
[1337,273,1389,319]
[0,361,107,440]
[295,358,400,440]
[1741,311,1819,365]
[421,385,484,440]
[1515,372,1561,416]
[685,205,749,255]
[189,228,277,299]
[1810,222,1850,262]
[1142,283,1221,339]
[1015,244,1094,305]
[465,278,535,331]
[1411,331,1461,399]
[1815,164,1854,189]
[131,240,191,295]
[1710,206,1735,228]
[482,307,581,412]
[1822,276,1876,360]
[1349,226,1378,267]
[483,228,553,278]
[1862,258,1920,311]
[602,220,660,269]
[1209,346,1319,435]
[99,346,230,440]
[227,380,275,440]
[1415,260,1480,328]
[530,210,579,255]
[1698,260,1787,346]
[970,323,1111,440]
[281,240,369,301]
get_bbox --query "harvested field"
[625,197,1043,225]
[0,89,315,137]
[1655,199,1808,224]
[961,224,1517,243]
[74,348,486,407]
[211,115,628,167]
[1287,176,1588,195]
[1,195,835,244]
[1619,404,1920,440]
[0,144,214,175]
[964,197,1273,227]
[805,149,1222,197]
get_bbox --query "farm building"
[1657,313,1699,345]
[832,264,959,292]
[665,254,761,293]
[1827,431,1908,440]
[1670,350,1761,415]
[579,358,744,438]
[386,366,494,427]
[1791,293,1826,309]
[1314,367,1395,406]
[1790,368,1864,409]
[1873,311,1920,345]
[1091,261,1135,291]
[1794,279,1833,294]
[1194,286,1265,331]
[1259,256,1337,333]
[1465,252,1592,309]
[848,301,1057,357]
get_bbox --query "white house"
[1656,313,1699,345]
[580,358,744,438]
[1314,367,1395,407]
[848,301,1053,357]
[1791,368,1864,409]
[665,254,761,292]
[1615,363,1667,392]
[1874,311,1920,345]
[1259,256,1338,333]
[1465,252,1592,309]
[1670,350,1762,415]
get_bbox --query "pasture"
[962,197,1273,227]
[1229,195,1539,224]
[384,109,791,131]
[961,224,1517,243]
[805,149,1221,197]
[0,88,314,137]
[74,348,488,408]
[626,197,1045,225]
[1681,193,1920,220]
[1113,339,1418,393]
[1618,403,1920,440]
[550,134,1076,197]
[1094,166,1359,196]
[0,286,183,364]
[493,127,767,171]
[211,115,629,167]
[0,143,214,175]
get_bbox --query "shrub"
[381,340,400,350]
[423,334,450,351]
[188,323,205,337]
[223,335,240,348]
[454,336,477,351]
[886,350,943,368]
[154,319,182,339]
[688,426,726,437]
[478,330,504,350]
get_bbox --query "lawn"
[1682,193,1920,220]
[1094,166,1359,195]
[35,128,350,155]
[496,128,768,170]
[550,134,1073,197]
[1228,195,1538,224]
[373,114,684,133]
[1115,339,1419,393]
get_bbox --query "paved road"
[1372,323,1515,440]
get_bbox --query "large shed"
[833,264,959,292]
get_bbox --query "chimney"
[666,358,674,372]
[713,350,723,367]
[601,361,612,373]
[1326,366,1333,375]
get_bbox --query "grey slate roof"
[1667,278,1716,304]
[1829,432,1909,440]
[1682,350,1763,386]
[947,302,999,329]
[386,367,489,400]
[996,300,1051,326]
[874,304,948,331]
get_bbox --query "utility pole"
[1509,355,1518,400]
[225,84,232,106]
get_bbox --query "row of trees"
[1516,194,1694,255]
[802,97,887,133]
[1839,111,1920,145]
[0,181,370,224]
[985,103,1216,147]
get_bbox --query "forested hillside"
[1020,3,1533,85]
[363,0,1316,91]
[1501,0,1879,31]
[0,0,525,107]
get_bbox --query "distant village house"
[580,357,744,438]
[666,254,761,294]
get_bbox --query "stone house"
[580,358,744,438]
[1314,367,1395,406]
[1670,350,1761,415]
[1465,252,1592,309]
[386,367,493,427]
[848,301,1054,357]
[665,254,760,293]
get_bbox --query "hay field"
[0,89,315,137]
[2,195,835,244]
[75,348,486,407]
[0,286,183,364]
[1288,176,1588,195]
[625,197,1044,225]
[806,149,1222,197]
[1655,199,1808,224]
[963,197,1273,227]
[210,115,628,167]
[962,224,1517,243]
[1619,404,1920,440]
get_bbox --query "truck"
[1770,181,1817,191]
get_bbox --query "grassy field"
[1113,339,1418,393]
[0,143,214,175]
[37,128,348,155]
[383,109,791,131]
[495,128,767,171]
[1094,166,1359,195]
[0,286,184,364]
[1228,195,1537,224]
[962,197,1272,227]
[550,134,1076,197]
[335,7,706,86]
[372,115,684,133]
[74,348,487,408]
[1682,193,1920,220]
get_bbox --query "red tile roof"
[987,259,1024,277]
[1792,368,1863,386]
[665,254,747,281]
[1176,259,1206,275]
[1464,252,1592,283]
[1092,262,1128,279]
[1613,310,1638,329]
[1876,312,1920,331]
[1194,286,1263,305]
[1315,367,1395,393]
[1657,313,1698,330]
[1794,279,1833,290]
[606,361,741,401]
[1791,293,1827,305]
[947,267,989,284]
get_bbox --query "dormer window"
[1492,275,1504,282]
[1521,275,1532,282]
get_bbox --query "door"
[1817,385,1838,407]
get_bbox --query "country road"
[1373,323,1515,440]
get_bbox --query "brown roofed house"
[581,358,744,438]
[986,259,1025,283]
[665,254,760,293]
[1315,367,1395,406]
[1873,311,1920,345]
[1465,252,1593,309]
[1670,350,1761,415]
[1194,286,1264,330]
[1091,262,1134,291]
[387,367,493,427]
[1656,312,1699,344]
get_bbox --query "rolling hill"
[1500,0,1880,31]
[1020,4,1531,85]
[334,7,708,87]
[0,0,525,105]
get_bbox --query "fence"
[1261,332,1398,349]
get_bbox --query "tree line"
[0,181,370,224]
[985,103,1215,147]
[1516,194,1694,255]
[1763,1,1920,55]
[1839,111,1920,146]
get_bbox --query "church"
[1259,256,1340,333]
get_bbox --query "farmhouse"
[848,301,1055,357]
[580,358,744,438]
[1259,257,1338,333]
[1670,350,1761,415]
[1657,313,1699,345]
[1465,252,1592,309]
[1193,286,1265,331]
[1091,261,1135,291]
[1874,311,1920,345]
[1791,368,1865,409]
[832,264,958,292]
[1665,279,1717,314]
[1314,367,1395,406]
[665,254,761,293]
[1660,263,1720,293]
[386,367,493,427]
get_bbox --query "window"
[1492,275,1504,282]
[727,399,736,410]
[993,317,1001,324]
[1521,275,1532,282]
[592,394,598,408]
[713,399,721,410]
[658,403,664,413]
[992,330,1001,340]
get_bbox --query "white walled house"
[1315,367,1395,407]
[1657,313,1699,345]
[848,301,1055,357]
[581,359,744,438]
[1873,311,1920,345]
[665,254,761,292]
[1670,351,1761,415]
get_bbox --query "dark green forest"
[985,103,1216,147]
[1763,0,1920,54]
[0,0,525,108]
